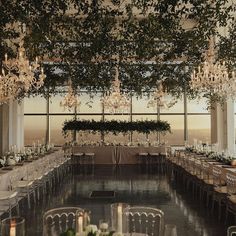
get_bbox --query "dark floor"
[15,164,229,236]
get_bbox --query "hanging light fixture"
[190,37,236,98]
[102,65,130,113]
[0,28,46,104]
[60,79,81,111]
[147,82,176,109]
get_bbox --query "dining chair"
[137,152,149,166]
[123,206,164,236]
[73,152,84,165]
[84,152,95,165]
[225,173,236,224]
[211,166,227,220]
[198,161,214,206]
[10,170,36,209]
[0,189,19,217]
[43,207,84,236]
[227,226,236,236]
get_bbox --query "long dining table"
[0,149,62,191]
[174,150,236,181]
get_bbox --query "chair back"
[123,206,164,236]
[202,162,211,180]
[43,207,84,236]
[226,173,236,195]
[227,226,236,236]
[213,166,225,186]
[194,160,202,177]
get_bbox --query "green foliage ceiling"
[0,0,235,97]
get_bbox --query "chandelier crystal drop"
[0,30,46,104]
[190,38,236,98]
[60,79,81,111]
[147,82,175,109]
[102,66,130,113]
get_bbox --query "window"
[23,89,212,146]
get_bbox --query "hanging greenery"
[0,0,235,98]
[62,119,171,135]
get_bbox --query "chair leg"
[27,193,31,209]
[9,200,12,218]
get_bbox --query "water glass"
[164,224,177,236]
[110,202,130,232]
[1,217,25,236]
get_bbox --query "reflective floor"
[19,164,228,236]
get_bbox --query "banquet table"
[0,149,62,191]
[176,151,236,182]
[72,145,168,164]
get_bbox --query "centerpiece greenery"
[63,119,171,136]
[185,146,236,165]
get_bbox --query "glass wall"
[24,91,211,146]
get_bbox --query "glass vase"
[110,203,129,233]
[1,217,25,236]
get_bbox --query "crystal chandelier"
[60,79,81,111]
[102,65,130,113]
[0,30,46,104]
[147,82,175,109]
[190,38,236,98]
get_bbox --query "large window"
[187,96,211,145]
[24,90,211,146]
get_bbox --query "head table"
[72,145,168,164]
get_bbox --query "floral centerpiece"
[60,224,117,236]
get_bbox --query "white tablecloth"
[0,150,63,191]
[72,145,167,164]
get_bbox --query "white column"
[211,99,235,153]
[8,100,24,151]
[0,103,9,155]
[17,101,24,148]
[225,98,235,153]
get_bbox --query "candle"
[10,219,16,236]
[78,215,83,233]
[117,205,122,233]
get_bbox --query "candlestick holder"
[1,216,25,236]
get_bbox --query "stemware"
[164,224,178,236]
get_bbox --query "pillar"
[211,99,235,153]
[0,104,9,155]
[8,100,24,151]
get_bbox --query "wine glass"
[164,224,178,236]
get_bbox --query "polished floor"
[17,164,228,236]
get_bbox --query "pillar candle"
[77,215,83,233]
[10,219,16,236]
[117,205,122,233]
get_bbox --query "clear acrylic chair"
[211,166,227,220]
[227,226,236,236]
[123,206,164,236]
[0,189,19,217]
[225,173,236,223]
[10,170,36,209]
[43,207,84,236]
